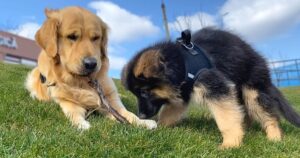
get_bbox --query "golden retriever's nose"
[83,57,97,71]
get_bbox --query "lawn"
[0,62,300,158]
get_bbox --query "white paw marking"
[77,120,91,130]
[140,119,157,130]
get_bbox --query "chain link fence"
[269,59,300,87]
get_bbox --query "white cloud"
[89,1,160,43]
[168,12,218,32]
[108,44,127,55]
[220,0,300,42]
[107,44,128,70]
[108,55,127,70]
[8,22,40,40]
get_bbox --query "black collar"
[176,30,213,101]
[40,73,46,83]
[39,73,56,87]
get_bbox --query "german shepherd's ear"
[134,50,166,78]
[35,9,60,58]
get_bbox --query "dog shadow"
[177,116,300,137]
[177,116,219,134]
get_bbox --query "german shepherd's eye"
[91,36,100,41]
[137,74,146,81]
[140,89,149,98]
[67,34,78,41]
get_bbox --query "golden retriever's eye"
[67,34,78,41]
[91,36,100,42]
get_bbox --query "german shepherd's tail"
[269,85,300,127]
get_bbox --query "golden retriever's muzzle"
[82,57,98,76]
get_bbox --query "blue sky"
[1,0,300,78]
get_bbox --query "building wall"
[0,31,40,66]
[0,52,4,61]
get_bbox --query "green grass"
[0,62,300,158]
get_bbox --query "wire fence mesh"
[269,59,300,87]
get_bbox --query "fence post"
[269,59,300,87]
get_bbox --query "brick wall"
[0,52,4,61]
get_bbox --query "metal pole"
[272,62,280,87]
[161,0,170,40]
[295,59,300,84]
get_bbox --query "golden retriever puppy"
[25,6,157,130]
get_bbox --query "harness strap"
[176,29,213,86]
[175,30,214,102]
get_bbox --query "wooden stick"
[88,79,129,124]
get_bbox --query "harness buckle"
[183,42,194,50]
[176,29,196,51]
[181,29,191,44]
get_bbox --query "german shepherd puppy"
[121,28,300,149]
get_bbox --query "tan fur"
[208,99,245,149]
[152,85,179,99]
[242,87,282,141]
[134,50,162,78]
[156,83,245,148]
[158,103,187,127]
[150,85,188,126]
[192,85,244,149]
[25,6,157,130]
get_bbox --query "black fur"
[122,27,300,127]
[194,69,231,99]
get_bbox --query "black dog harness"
[176,30,214,88]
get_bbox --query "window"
[4,55,20,64]
[21,58,36,66]
[4,54,36,66]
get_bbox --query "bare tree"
[173,12,211,32]
[0,20,17,32]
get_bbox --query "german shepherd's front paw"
[218,135,243,150]
[218,142,241,150]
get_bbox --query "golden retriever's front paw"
[76,120,91,130]
[139,119,157,129]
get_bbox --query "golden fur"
[25,7,157,130]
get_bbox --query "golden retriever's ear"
[100,21,108,60]
[35,9,60,58]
